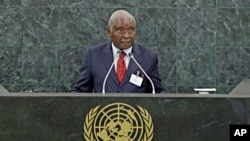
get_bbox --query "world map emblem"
[83,102,154,141]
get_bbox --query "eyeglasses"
[113,28,136,35]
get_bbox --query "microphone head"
[128,52,133,58]
[117,50,122,54]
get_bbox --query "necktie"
[117,51,126,83]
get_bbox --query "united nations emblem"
[83,102,154,141]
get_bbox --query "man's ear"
[106,27,111,37]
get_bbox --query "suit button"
[118,87,122,92]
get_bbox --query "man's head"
[106,10,136,50]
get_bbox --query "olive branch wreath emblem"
[83,104,154,141]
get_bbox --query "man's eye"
[117,29,124,32]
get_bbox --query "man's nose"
[123,31,130,37]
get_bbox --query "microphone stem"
[130,55,155,94]
[102,63,115,94]
[102,51,121,94]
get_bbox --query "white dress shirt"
[111,42,132,72]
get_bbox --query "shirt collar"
[112,42,132,57]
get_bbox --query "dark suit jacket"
[71,41,166,93]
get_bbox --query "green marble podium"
[0,81,249,141]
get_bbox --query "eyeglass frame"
[114,28,136,35]
[107,26,136,35]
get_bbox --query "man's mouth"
[121,41,131,44]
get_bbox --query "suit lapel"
[101,41,120,85]
[101,42,143,87]
[120,43,142,86]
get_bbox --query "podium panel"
[0,93,249,141]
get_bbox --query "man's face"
[107,17,136,50]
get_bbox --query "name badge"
[129,74,143,87]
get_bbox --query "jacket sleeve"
[70,48,93,93]
[149,51,166,93]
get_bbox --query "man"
[71,10,166,93]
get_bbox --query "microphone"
[102,50,121,94]
[128,53,155,94]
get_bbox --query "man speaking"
[71,10,166,94]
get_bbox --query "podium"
[0,81,250,141]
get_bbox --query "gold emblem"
[83,102,154,141]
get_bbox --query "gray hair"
[108,10,136,28]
